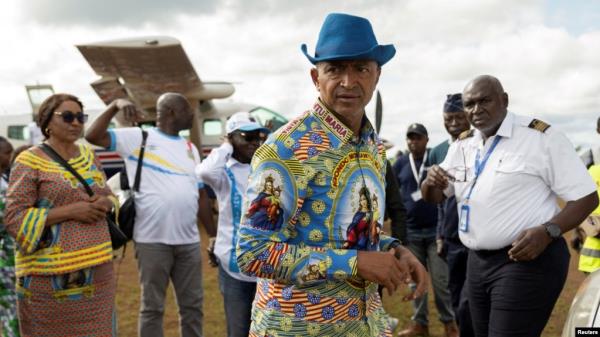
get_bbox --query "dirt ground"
[113,230,586,337]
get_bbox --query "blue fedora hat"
[301,13,396,66]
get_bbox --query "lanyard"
[465,136,501,201]
[409,150,428,186]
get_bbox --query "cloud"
[2,0,600,151]
[19,0,218,27]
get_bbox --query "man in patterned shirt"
[237,13,428,337]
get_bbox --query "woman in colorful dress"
[0,137,17,337]
[5,94,116,337]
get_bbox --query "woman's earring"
[45,128,51,135]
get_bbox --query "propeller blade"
[375,90,383,133]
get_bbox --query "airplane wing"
[76,36,234,111]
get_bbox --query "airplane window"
[203,119,222,136]
[7,125,29,140]
[250,107,288,131]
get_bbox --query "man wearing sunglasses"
[422,75,598,337]
[236,13,428,337]
[197,112,269,337]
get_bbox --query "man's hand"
[423,165,451,190]
[207,237,218,267]
[508,225,552,261]
[357,250,409,296]
[393,245,429,301]
[110,99,142,124]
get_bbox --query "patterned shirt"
[237,100,398,337]
[5,145,113,278]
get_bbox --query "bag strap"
[132,130,148,192]
[39,143,95,197]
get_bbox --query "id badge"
[459,204,470,232]
[411,190,422,202]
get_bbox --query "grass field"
[114,230,586,337]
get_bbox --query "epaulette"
[528,119,551,133]
[457,129,474,141]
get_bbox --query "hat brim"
[301,43,396,66]
[406,130,428,137]
[233,124,270,134]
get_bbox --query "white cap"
[225,112,270,134]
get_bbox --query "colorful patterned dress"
[237,100,399,337]
[1,174,19,337]
[5,144,115,337]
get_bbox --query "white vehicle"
[562,269,600,336]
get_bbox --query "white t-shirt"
[440,112,596,250]
[108,127,204,244]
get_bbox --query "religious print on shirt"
[243,148,385,252]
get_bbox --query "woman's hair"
[358,186,372,210]
[37,93,83,139]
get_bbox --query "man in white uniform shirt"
[197,112,269,337]
[85,93,216,337]
[422,75,598,337]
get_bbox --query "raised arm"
[85,99,140,148]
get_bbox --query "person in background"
[85,93,216,337]
[422,75,598,337]
[394,123,458,337]
[380,138,407,245]
[6,93,116,337]
[578,131,600,273]
[428,93,474,337]
[236,13,428,337]
[197,112,269,337]
[0,137,17,337]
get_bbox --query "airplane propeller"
[375,90,382,134]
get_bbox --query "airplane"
[1,36,290,177]
[76,36,289,158]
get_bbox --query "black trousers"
[466,238,569,337]
[446,240,475,337]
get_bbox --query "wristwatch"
[543,222,562,240]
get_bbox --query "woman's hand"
[68,196,112,224]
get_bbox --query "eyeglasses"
[54,110,88,124]
[238,131,267,143]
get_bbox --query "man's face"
[406,133,428,157]
[229,130,266,164]
[463,81,508,137]
[310,60,380,121]
[443,111,470,139]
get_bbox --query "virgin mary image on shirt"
[343,186,377,250]
[245,174,284,231]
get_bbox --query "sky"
[1,0,600,153]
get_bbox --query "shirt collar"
[226,155,248,169]
[473,111,514,143]
[310,99,377,145]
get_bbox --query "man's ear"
[310,68,320,91]
[501,92,509,109]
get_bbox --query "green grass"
[114,230,585,337]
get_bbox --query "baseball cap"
[406,123,428,137]
[226,112,270,134]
